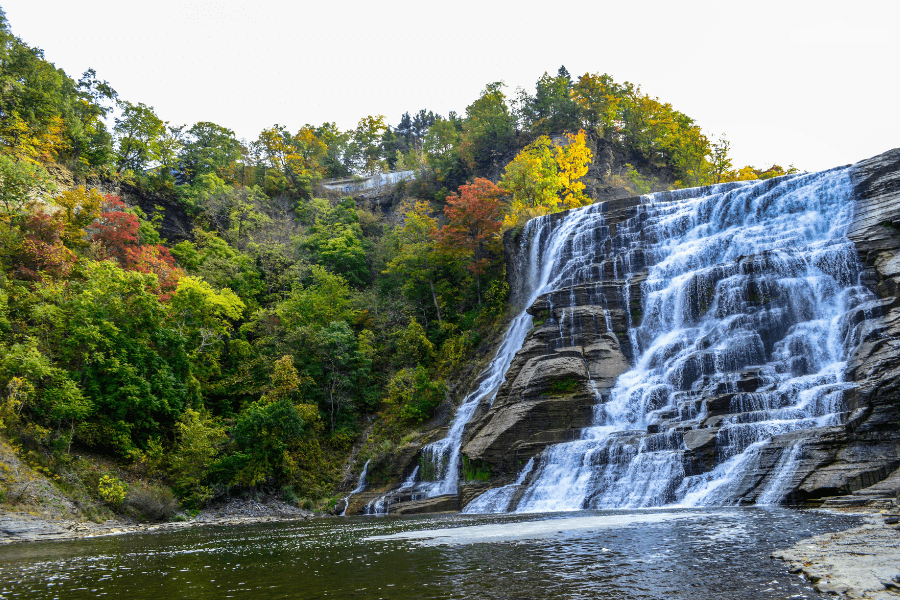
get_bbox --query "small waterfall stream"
[340,459,370,516]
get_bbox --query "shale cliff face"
[458,148,900,510]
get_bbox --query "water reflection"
[0,508,860,599]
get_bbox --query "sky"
[4,0,898,172]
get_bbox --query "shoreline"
[0,497,323,546]
[6,498,900,600]
[772,509,900,599]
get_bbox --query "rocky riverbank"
[773,507,900,598]
[0,497,319,545]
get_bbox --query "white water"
[462,457,536,514]
[509,168,873,511]
[399,466,419,490]
[340,459,370,516]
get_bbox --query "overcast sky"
[4,0,898,172]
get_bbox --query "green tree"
[459,82,515,173]
[346,115,387,175]
[384,201,445,323]
[178,121,242,184]
[166,407,226,506]
[387,365,446,424]
[0,154,54,220]
[517,66,581,134]
[114,101,165,174]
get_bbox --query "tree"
[315,122,351,179]
[28,260,195,454]
[11,211,77,280]
[346,115,387,175]
[166,407,226,506]
[90,196,140,262]
[517,67,581,135]
[254,124,320,196]
[555,130,593,209]
[499,131,592,226]
[276,265,354,332]
[318,321,370,431]
[0,154,54,220]
[384,201,445,323]
[424,117,463,182]
[52,186,102,248]
[387,365,445,424]
[459,82,515,173]
[114,101,164,174]
[439,178,503,303]
[179,121,242,184]
[303,197,369,287]
[573,72,623,137]
[499,136,560,224]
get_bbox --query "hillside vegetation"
[0,10,793,517]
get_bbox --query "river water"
[0,508,860,599]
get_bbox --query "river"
[0,508,860,599]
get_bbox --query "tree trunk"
[428,276,442,323]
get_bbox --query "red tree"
[123,245,184,301]
[14,212,77,281]
[88,196,183,299]
[90,196,140,263]
[439,177,504,304]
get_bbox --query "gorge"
[350,147,900,515]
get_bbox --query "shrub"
[98,475,127,505]
[125,482,178,520]
[549,377,579,394]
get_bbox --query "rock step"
[819,495,896,509]
[388,494,460,515]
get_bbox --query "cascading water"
[462,457,535,513]
[503,167,874,512]
[340,459,370,516]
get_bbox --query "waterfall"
[505,167,874,511]
[340,459,370,516]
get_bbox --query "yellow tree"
[556,130,592,209]
[51,186,103,248]
[500,130,593,226]
[499,136,559,227]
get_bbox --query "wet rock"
[387,494,459,515]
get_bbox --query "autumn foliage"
[89,196,183,297]
[14,212,77,280]
[439,178,503,302]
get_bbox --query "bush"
[98,474,127,505]
[549,377,579,394]
[386,365,446,424]
[125,482,178,520]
